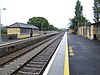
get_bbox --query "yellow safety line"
[64,32,70,75]
[69,52,74,56]
[69,50,73,53]
[69,46,74,56]
[69,46,72,50]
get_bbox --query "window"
[20,28,31,34]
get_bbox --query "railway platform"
[0,32,69,75]
[43,32,69,75]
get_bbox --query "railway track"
[0,33,64,75]
[0,34,58,67]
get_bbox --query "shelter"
[7,22,39,38]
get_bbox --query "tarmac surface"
[68,33,100,75]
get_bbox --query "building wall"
[32,29,39,36]
[79,26,84,36]
[81,27,85,36]
[7,28,39,38]
[86,25,92,40]
[98,25,100,40]
[7,28,20,35]
[7,28,30,38]
[18,34,30,38]
[86,25,98,40]
[78,27,81,35]
[93,25,98,39]
[78,22,100,40]
[69,29,74,33]
[91,25,94,40]
[86,26,89,38]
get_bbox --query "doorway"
[94,34,97,40]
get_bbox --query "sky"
[0,0,94,29]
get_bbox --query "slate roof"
[92,21,100,25]
[87,21,100,26]
[7,22,39,29]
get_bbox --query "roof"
[92,21,100,25]
[7,22,39,29]
[87,21,100,26]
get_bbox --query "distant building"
[86,22,100,40]
[68,26,75,34]
[78,22,100,40]
[78,25,85,36]
[7,22,39,38]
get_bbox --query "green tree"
[75,0,84,26]
[75,0,83,19]
[48,25,54,31]
[27,17,49,31]
[54,27,59,31]
[1,26,7,34]
[93,0,100,22]
[69,0,91,33]
[69,18,78,33]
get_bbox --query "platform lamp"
[0,8,6,43]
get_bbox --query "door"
[30,29,33,37]
[94,34,97,40]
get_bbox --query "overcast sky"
[0,0,94,28]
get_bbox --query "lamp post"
[0,8,6,43]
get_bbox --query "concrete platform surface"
[43,32,69,75]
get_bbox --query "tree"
[1,26,7,34]
[75,0,84,26]
[75,0,83,19]
[93,0,100,22]
[27,17,49,31]
[69,0,90,33]
[69,18,78,33]
[54,27,59,31]
[48,25,54,31]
